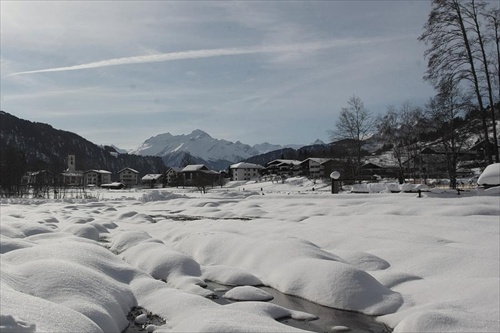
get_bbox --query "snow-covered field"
[1,177,499,332]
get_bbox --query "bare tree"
[193,171,218,194]
[425,79,471,188]
[419,0,496,164]
[329,95,375,181]
[377,103,425,183]
[462,0,499,162]
[486,9,500,101]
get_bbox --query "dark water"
[206,282,392,333]
[123,282,392,333]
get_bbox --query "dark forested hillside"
[0,111,165,179]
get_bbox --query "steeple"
[68,155,76,172]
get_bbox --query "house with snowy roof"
[181,164,219,185]
[141,174,163,187]
[84,169,112,187]
[118,167,139,187]
[299,158,333,178]
[265,159,302,177]
[165,167,183,186]
[230,162,264,181]
[23,170,54,188]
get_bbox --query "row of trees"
[330,0,499,188]
[331,93,495,188]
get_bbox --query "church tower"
[68,155,76,172]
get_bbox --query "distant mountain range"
[1,111,331,173]
[129,130,313,170]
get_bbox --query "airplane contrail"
[8,38,396,76]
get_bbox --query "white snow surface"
[223,286,274,302]
[1,178,499,332]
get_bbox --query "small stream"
[206,282,392,333]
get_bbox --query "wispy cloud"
[8,37,400,76]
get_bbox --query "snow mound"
[0,238,34,254]
[334,251,390,271]
[1,282,102,333]
[120,241,210,296]
[172,232,402,315]
[109,230,161,254]
[0,222,54,237]
[117,211,155,223]
[202,265,263,286]
[61,224,100,241]
[139,190,186,203]
[478,163,500,186]
[223,286,274,301]
[1,240,137,332]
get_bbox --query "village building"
[229,162,264,181]
[118,167,139,187]
[59,155,83,186]
[361,162,400,180]
[181,164,219,185]
[265,159,302,177]
[23,170,54,187]
[141,174,163,187]
[84,170,112,187]
[165,167,183,186]
[299,158,333,178]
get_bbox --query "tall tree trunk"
[467,0,499,162]
[454,0,493,164]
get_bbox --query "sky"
[0,0,440,150]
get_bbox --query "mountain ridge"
[129,129,315,169]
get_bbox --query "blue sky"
[1,0,438,150]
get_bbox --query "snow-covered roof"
[60,171,83,177]
[166,167,183,173]
[300,158,332,165]
[267,159,301,166]
[118,167,139,174]
[230,162,264,169]
[84,170,112,174]
[141,174,163,181]
[29,170,52,176]
[182,164,208,172]
[101,182,125,189]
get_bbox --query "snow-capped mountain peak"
[128,132,175,156]
[189,129,211,140]
[312,139,326,145]
[129,130,260,168]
